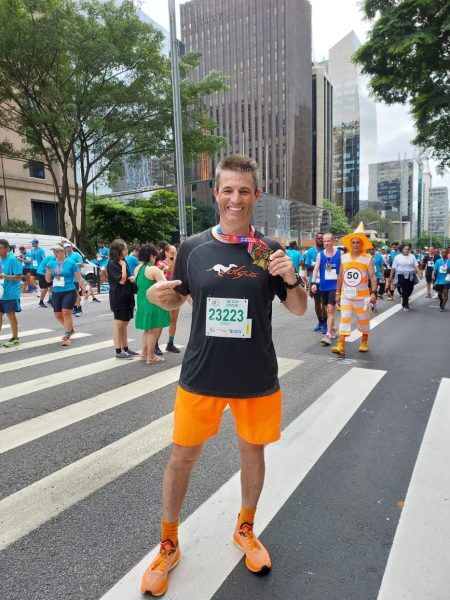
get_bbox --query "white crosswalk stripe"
[0,357,302,551]
[0,327,53,341]
[377,378,450,600]
[0,332,91,352]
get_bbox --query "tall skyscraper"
[180,0,313,203]
[429,187,449,239]
[368,158,428,240]
[328,31,377,219]
[312,64,333,207]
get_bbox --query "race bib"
[206,297,251,338]
[53,277,65,288]
[428,260,434,268]
[342,288,357,298]
[439,266,447,274]
[324,268,337,280]
[32,260,38,267]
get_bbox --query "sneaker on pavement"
[39,301,47,308]
[75,310,83,317]
[330,328,337,339]
[141,540,181,597]
[320,323,327,333]
[3,338,20,348]
[233,521,271,574]
[320,333,332,346]
[92,297,101,302]
[425,293,431,298]
[154,344,163,356]
[331,342,346,357]
[313,322,322,332]
[115,350,133,360]
[125,349,139,357]
[166,342,181,353]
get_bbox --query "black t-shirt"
[173,228,287,398]
[107,259,135,311]
[422,252,440,269]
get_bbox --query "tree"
[187,201,217,236]
[323,200,352,236]
[353,0,450,171]
[0,0,228,249]
[351,207,393,239]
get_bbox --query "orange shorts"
[173,386,282,447]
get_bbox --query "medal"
[251,245,273,270]
[215,225,273,270]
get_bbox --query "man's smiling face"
[214,170,260,234]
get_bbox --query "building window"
[29,160,45,179]
[31,200,58,235]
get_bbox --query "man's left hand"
[268,250,296,284]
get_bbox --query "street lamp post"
[168,0,188,242]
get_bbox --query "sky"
[141,0,449,192]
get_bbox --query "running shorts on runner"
[51,290,77,312]
[173,386,282,446]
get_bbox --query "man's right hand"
[147,279,184,310]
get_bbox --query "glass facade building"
[328,31,377,219]
[429,187,449,239]
[312,65,333,207]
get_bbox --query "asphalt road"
[0,284,449,600]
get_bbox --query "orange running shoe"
[331,341,346,357]
[233,521,271,574]
[141,540,181,597]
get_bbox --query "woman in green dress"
[134,244,171,363]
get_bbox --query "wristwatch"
[284,273,304,289]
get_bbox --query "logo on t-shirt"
[207,263,258,279]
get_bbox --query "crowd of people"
[0,153,449,598]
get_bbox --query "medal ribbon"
[215,225,269,255]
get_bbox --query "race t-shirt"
[0,253,22,300]
[49,259,79,292]
[434,258,450,285]
[173,228,287,398]
[304,247,319,283]
[26,247,45,269]
[37,254,56,276]
[66,251,83,266]
[97,247,109,267]
[285,248,303,272]
[125,254,139,276]
[374,252,385,280]
[318,249,341,292]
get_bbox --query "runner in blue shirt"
[304,233,327,332]
[36,254,55,308]
[310,233,341,344]
[0,238,23,347]
[64,243,85,316]
[373,249,385,297]
[126,246,140,276]
[97,242,109,286]
[45,245,86,346]
[285,241,303,273]
[25,239,46,292]
[432,247,450,312]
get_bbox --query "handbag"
[413,272,419,285]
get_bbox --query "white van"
[0,232,99,280]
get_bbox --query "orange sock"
[161,518,179,547]
[338,335,346,346]
[362,333,369,343]
[238,506,256,530]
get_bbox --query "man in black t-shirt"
[141,155,307,597]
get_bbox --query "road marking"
[0,353,140,404]
[0,358,302,551]
[347,287,427,342]
[0,332,91,352]
[377,378,450,600]
[0,364,182,454]
[0,338,131,374]
[1,323,11,329]
[101,367,386,600]
[0,328,53,341]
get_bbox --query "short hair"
[109,239,126,262]
[138,244,158,263]
[315,232,324,238]
[288,241,297,249]
[215,154,260,190]
[0,238,9,248]
[323,232,334,239]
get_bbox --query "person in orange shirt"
[332,223,377,357]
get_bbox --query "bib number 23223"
[206,297,252,338]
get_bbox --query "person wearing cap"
[36,252,56,308]
[332,223,377,357]
[0,239,23,347]
[45,245,86,346]
[64,243,84,316]
[24,239,45,292]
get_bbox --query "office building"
[428,187,449,239]
[312,64,333,207]
[180,0,313,203]
[328,31,377,218]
